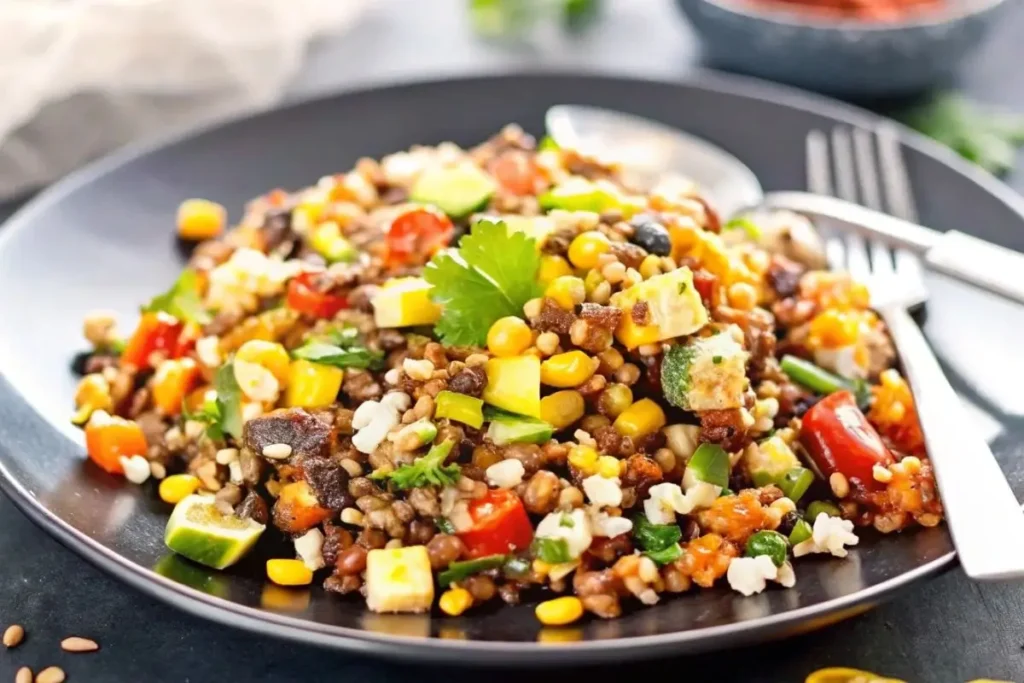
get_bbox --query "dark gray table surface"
[2,1,1024,681]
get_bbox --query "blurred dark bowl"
[674,0,1011,98]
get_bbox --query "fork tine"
[830,127,872,281]
[876,123,926,286]
[807,130,846,271]
[852,127,895,279]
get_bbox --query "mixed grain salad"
[71,125,940,625]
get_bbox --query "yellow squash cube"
[372,277,442,328]
[483,355,541,418]
[365,546,435,614]
[285,359,343,408]
[612,267,708,349]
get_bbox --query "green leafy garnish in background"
[372,440,460,490]
[292,341,384,370]
[424,219,542,346]
[182,362,242,441]
[900,93,1024,176]
[141,269,211,325]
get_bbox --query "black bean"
[631,220,672,256]
[777,510,802,537]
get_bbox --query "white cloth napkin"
[0,0,371,200]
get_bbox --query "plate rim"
[1,68,1014,663]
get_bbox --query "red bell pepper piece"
[458,489,534,559]
[285,271,348,319]
[800,390,894,491]
[121,312,184,369]
[385,207,454,268]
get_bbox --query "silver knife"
[762,191,1024,306]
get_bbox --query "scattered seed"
[35,667,65,683]
[2,624,24,648]
[15,667,31,683]
[61,636,99,653]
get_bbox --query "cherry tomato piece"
[800,390,894,491]
[458,489,534,559]
[286,271,348,319]
[121,312,185,369]
[386,207,454,267]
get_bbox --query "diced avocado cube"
[661,331,749,411]
[482,355,541,418]
[410,164,496,219]
[539,177,644,216]
[746,436,802,486]
[365,545,434,613]
[372,277,442,328]
[484,407,555,445]
[612,267,708,349]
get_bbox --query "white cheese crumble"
[643,474,722,525]
[535,508,593,559]
[486,459,525,489]
[582,475,623,508]
[352,392,410,454]
[793,513,860,559]
[588,509,633,538]
[205,248,302,315]
[776,561,796,588]
[681,468,722,510]
[233,360,280,403]
[294,528,325,571]
[195,336,221,369]
[119,455,151,484]
[814,345,866,380]
[727,555,778,596]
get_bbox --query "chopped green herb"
[438,554,508,587]
[559,514,575,528]
[780,355,870,409]
[372,440,460,490]
[434,517,456,535]
[141,269,211,325]
[745,530,788,568]
[531,537,573,564]
[712,355,723,365]
[424,219,542,346]
[291,341,384,370]
[645,544,683,565]
[213,362,243,441]
[678,282,688,294]
[900,93,1024,176]
[502,555,532,578]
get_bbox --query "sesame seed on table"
[2,0,1024,681]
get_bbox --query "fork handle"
[926,230,1024,305]
[881,305,1024,580]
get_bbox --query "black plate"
[1,72,1022,665]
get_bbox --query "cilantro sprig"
[372,440,459,490]
[424,219,542,346]
[142,269,211,325]
[183,362,242,441]
[292,342,384,370]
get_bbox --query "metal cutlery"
[808,124,1024,581]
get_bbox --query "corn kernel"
[727,282,758,311]
[545,276,586,311]
[613,398,666,439]
[487,316,533,357]
[75,373,113,412]
[159,474,201,504]
[597,455,621,479]
[535,596,584,626]
[583,268,604,295]
[808,309,861,349]
[177,198,226,241]
[266,559,314,586]
[236,340,291,386]
[901,456,922,474]
[639,254,662,280]
[539,390,586,430]
[538,255,573,285]
[567,231,611,270]
[285,359,344,408]
[568,445,599,475]
[541,350,597,388]
[438,587,474,617]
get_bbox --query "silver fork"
[807,124,1024,581]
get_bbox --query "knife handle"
[926,230,1024,306]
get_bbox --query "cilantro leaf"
[424,220,542,346]
[141,269,211,325]
[181,396,224,442]
[632,514,685,566]
[292,341,384,370]
[372,440,459,490]
[530,537,572,564]
[213,362,243,441]
[644,544,683,566]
